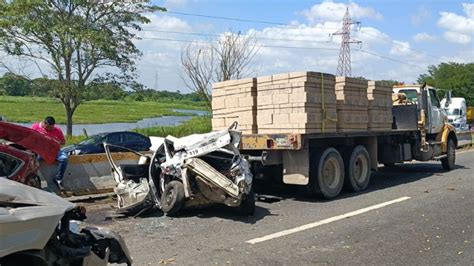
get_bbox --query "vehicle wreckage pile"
[105,123,255,217]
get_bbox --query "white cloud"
[142,14,192,33]
[301,0,383,24]
[438,3,474,44]
[390,41,411,55]
[413,33,436,42]
[443,31,471,44]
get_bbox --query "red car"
[0,121,60,188]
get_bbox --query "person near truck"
[31,116,68,190]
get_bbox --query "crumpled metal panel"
[184,158,240,198]
[114,178,151,210]
[0,178,75,257]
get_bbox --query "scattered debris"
[256,194,283,203]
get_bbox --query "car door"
[122,132,151,151]
[428,89,444,134]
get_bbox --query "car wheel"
[160,180,185,216]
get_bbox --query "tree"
[0,0,164,135]
[418,62,474,105]
[181,31,258,108]
[0,72,31,96]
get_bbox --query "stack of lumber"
[335,77,369,132]
[256,72,337,134]
[367,81,393,131]
[211,77,257,134]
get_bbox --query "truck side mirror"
[444,90,452,108]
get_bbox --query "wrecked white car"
[104,124,255,216]
[0,178,132,265]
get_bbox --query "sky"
[5,0,474,92]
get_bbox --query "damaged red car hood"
[0,121,60,164]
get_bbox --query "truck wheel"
[160,180,185,216]
[441,139,456,170]
[343,145,371,192]
[238,189,256,216]
[307,147,344,199]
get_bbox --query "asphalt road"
[87,149,474,265]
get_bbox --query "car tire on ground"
[307,147,345,199]
[441,138,456,170]
[343,145,371,192]
[160,180,185,216]
[237,189,256,216]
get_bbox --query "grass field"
[65,116,212,145]
[0,96,208,124]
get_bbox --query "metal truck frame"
[240,84,457,199]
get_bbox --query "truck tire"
[237,189,256,216]
[160,180,185,216]
[307,147,344,199]
[441,139,456,170]
[343,145,371,192]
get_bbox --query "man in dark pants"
[31,116,68,190]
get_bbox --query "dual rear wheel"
[307,145,371,199]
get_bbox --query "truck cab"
[393,85,447,134]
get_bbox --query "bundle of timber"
[256,72,337,134]
[335,77,369,132]
[211,77,257,134]
[367,80,393,131]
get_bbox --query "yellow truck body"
[468,107,474,123]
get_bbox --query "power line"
[354,48,425,69]
[356,29,443,60]
[164,11,341,30]
[139,36,424,68]
[140,36,340,51]
[141,29,335,44]
[161,10,442,60]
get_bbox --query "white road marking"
[246,196,411,244]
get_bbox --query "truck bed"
[241,129,418,150]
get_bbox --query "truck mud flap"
[184,158,239,198]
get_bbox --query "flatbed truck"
[240,84,458,199]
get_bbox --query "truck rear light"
[266,139,274,148]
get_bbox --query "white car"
[104,123,255,217]
[0,178,132,265]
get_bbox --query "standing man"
[32,116,68,190]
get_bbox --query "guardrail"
[39,152,142,196]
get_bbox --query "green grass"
[0,96,208,124]
[64,116,212,145]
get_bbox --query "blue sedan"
[62,131,151,155]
